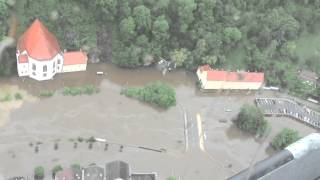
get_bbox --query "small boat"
[96,71,104,75]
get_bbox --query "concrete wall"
[62,64,86,73]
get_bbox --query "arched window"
[43,65,47,72]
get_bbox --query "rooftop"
[198,65,264,83]
[63,51,88,65]
[17,19,61,60]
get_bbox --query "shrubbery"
[14,93,23,100]
[52,165,63,178]
[63,85,99,96]
[167,177,177,180]
[271,128,300,150]
[121,82,176,108]
[0,94,12,102]
[34,166,45,179]
[233,104,270,137]
[39,91,54,97]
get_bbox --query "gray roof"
[131,173,156,180]
[105,160,130,180]
[259,148,320,180]
[84,166,104,180]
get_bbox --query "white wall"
[27,53,62,81]
[62,64,87,73]
[16,50,29,77]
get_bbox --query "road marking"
[196,113,205,151]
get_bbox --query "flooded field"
[0,63,317,180]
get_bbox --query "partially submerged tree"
[34,166,45,180]
[271,128,300,150]
[121,82,176,108]
[52,165,63,178]
[233,104,270,137]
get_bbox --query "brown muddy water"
[0,63,317,180]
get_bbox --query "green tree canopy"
[52,165,63,178]
[234,104,270,137]
[119,16,136,42]
[121,82,176,108]
[170,48,190,67]
[271,128,300,150]
[133,5,152,30]
[34,166,45,179]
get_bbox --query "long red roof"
[63,51,88,65]
[199,65,264,83]
[17,19,61,60]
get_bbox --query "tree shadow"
[225,123,253,141]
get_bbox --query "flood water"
[0,63,317,180]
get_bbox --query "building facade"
[16,19,87,81]
[197,65,264,90]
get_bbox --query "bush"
[34,166,45,179]
[271,128,300,150]
[63,85,99,96]
[167,176,178,180]
[86,136,96,143]
[52,165,63,178]
[121,82,176,108]
[71,163,81,170]
[233,104,270,137]
[0,94,12,102]
[39,90,54,97]
[14,93,23,100]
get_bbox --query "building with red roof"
[16,19,87,81]
[197,65,264,90]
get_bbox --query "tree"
[133,5,152,30]
[233,104,270,137]
[119,16,136,42]
[173,0,197,33]
[167,176,178,180]
[94,0,118,21]
[71,163,81,170]
[114,44,142,68]
[202,55,217,66]
[170,48,190,67]
[152,15,169,43]
[52,165,63,178]
[121,82,176,108]
[271,128,300,150]
[223,27,242,44]
[34,166,45,179]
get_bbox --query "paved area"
[255,98,320,129]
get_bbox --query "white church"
[16,19,88,81]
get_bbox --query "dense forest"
[0,0,319,96]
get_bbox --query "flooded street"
[0,63,317,180]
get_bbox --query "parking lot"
[255,98,320,129]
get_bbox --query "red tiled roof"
[18,54,28,63]
[17,19,61,60]
[63,51,88,65]
[199,65,264,83]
